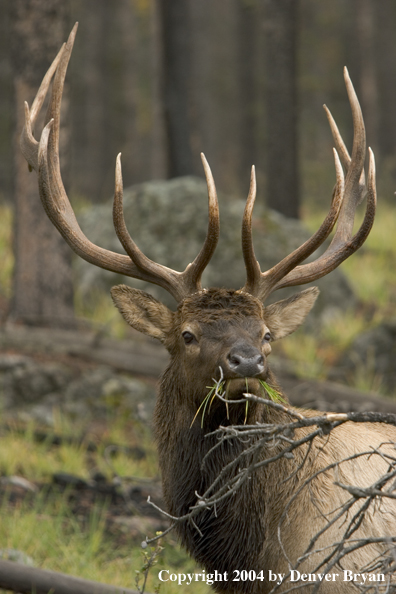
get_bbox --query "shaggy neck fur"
[154,365,306,593]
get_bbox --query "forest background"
[2,0,396,214]
[0,2,395,592]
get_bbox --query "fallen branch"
[0,558,144,594]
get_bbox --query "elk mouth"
[192,377,271,429]
[192,375,281,429]
[224,377,263,401]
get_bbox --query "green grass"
[191,380,226,427]
[258,380,287,404]
[0,415,209,593]
[304,201,396,314]
[0,416,158,483]
[0,487,206,593]
[193,379,287,427]
[74,288,129,339]
[288,200,396,392]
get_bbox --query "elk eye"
[182,331,196,344]
[263,332,271,343]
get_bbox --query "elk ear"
[264,287,319,341]
[111,285,174,343]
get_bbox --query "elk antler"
[242,67,376,302]
[20,24,220,303]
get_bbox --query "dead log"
[0,558,143,594]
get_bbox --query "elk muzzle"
[226,342,265,378]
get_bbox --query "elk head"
[20,24,376,425]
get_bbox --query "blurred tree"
[69,0,110,201]
[2,0,396,227]
[237,0,259,184]
[375,0,396,190]
[67,0,161,201]
[263,0,299,218]
[10,0,75,327]
[351,0,378,153]
[189,0,242,193]
[349,0,396,195]
[0,6,13,204]
[158,0,194,177]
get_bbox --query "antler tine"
[323,106,350,171]
[243,68,375,301]
[20,43,65,172]
[113,154,186,301]
[324,68,366,206]
[272,148,376,290]
[242,166,260,294]
[331,67,366,241]
[184,154,220,288]
[242,149,345,300]
[113,153,220,302]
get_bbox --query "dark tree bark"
[352,0,378,154]
[10,0,75,327]
[0,6,13,205]
[70,0,110,201]
[237,0,259,185]
[158,0,194,177]
[263,0,299,219]
[376,1,396,175]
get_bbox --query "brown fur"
[111,285,396,593]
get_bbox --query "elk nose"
[227,346,264,377]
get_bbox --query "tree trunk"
[0,6,13,206]
[352,0,378,155]
[10,0,75,328]
[376,0,396,181]
[158,0,194,177]
[70,0,110,201]
[263,0,299,219]
[237,0,259,186]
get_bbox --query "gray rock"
[330,320,396,395]
[0,354,156,425]
[63,367,156,420]
[0,357,73,408]
[0,549,35,566]
[0,354,31,371]
[77,176,355,324]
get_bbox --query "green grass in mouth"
[191,379,286,428]
[258,380,287,404]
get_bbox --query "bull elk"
[21,24,396,594]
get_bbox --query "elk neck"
[152,289,306,583]
[154,364,311,587]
